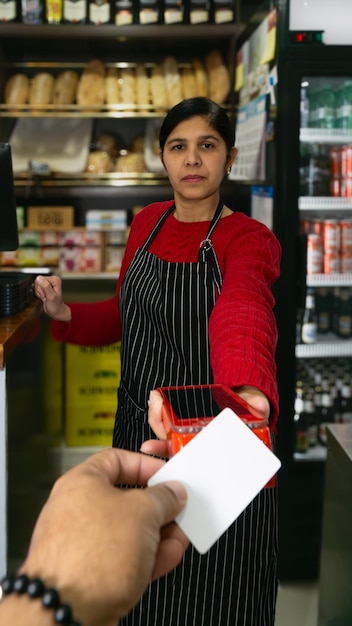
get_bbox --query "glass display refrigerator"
[274,0,352,580]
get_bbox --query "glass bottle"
[63,0,87,22]
[337,287,352,339]
[319,386,335,446]
[46,0,62,22]
[301,288,318,344]
[339,379,352,423]
[88,0,111,23]
[316,287,331,334]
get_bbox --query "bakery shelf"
[14,172,170,187]
[0,23,244,41]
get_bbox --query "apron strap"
[141,204,175,251]
[198,199,224,293]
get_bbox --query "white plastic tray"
[9,118,93,174]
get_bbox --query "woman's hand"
[34,275,71,322]
[142,385,270,458]
[17,448,188,626]
[233,385,270,420]
[147,389,167,440]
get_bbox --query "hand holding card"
[148,408,281,554]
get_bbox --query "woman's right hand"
[34,275,72,322]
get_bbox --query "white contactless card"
[147,408,281,554]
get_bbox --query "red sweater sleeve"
[209,216,281,429]
[51,202,171,346]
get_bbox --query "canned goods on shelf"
[341,252,352,273]
[341,219,352,252]
[307,233,323,274]
[341,177,352,197]
[323,219,341,253]
[324,250,341,274]
[330,148,341,178]
[330,177,341,197]
[341,145,352,178]
[312,219,324,243]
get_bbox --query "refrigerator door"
[275,49,352,579]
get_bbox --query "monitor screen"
[0,143,19,252]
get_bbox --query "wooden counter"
[0,298,43,369]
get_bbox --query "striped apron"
[113,202,278,626]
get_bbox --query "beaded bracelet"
[0,574,81,626]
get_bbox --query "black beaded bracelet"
[0,573,81,626]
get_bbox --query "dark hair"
[159,97,235,156]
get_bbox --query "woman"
[35,97,281,626]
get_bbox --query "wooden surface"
[0,298,43,368]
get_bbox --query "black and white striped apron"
[113,201,278,626]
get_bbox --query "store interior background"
[4,1,346,624]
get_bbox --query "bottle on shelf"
[301,288,318,344]
[138,0,161,24]
[304,389,318,448]
[21,0,43,23]
[188,0,210,24]
[211,0,235,24]
[113,0,135,24]
[319,383,335,446]
[163,0,184,24]
[0,0,19,21]
[63,0,87,22]
[339,378,352,423]
[315,287,331,334]
[88,0,111,24]
[337,287,352,339]
[294,380,309,453]
[45,0,62,22]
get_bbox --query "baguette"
[53,70,79,105]
[4,73,29,106]
[105,67,120,105]
[181,67,197,99]
[205,49,231,105]
[29,72,54,106]
[150,64,167,111]
[135,63,150,109]
[77,59,105,108]
[163,56,183,107]
[192,58,208,97]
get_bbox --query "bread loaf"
[135,63,150,109]
[85,151,113,173]
[205,50,231,105]
[150,64,167,110]
[119,67,136,110]
[163,56,182,107]
[105,67,120,105]
[192,58,208,97]
[53,70,79,105]
[181,67,197,99]
[115,152,145,173]
[4,73,29,106]
[29,72,54,106]
[77,59,105,108]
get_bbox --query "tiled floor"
[275,581,319,626]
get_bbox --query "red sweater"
[52,200,281,428]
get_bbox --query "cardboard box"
[64,343,121,445]
[86,210,127,231]
[65,404,115,446]
[27,206,74,231]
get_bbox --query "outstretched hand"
[18,448,188,626]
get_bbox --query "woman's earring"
[226,167,231,175]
